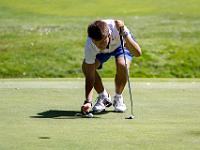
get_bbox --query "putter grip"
[119,27,128,38]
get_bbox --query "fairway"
[0,79,199,150]
[1,0,200,78]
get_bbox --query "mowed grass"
[0,0,200,78]
[0,79,200,150]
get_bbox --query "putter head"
[125,115,135,119]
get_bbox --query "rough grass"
[0,0,200,78]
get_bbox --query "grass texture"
[0,78,200,150]
[0,0,200,78]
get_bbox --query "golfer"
[81,19,142,115]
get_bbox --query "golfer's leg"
[115,57,131,94]
[93,59,112,112]
[94,70,104,93]
[113,57,130,112]
[94,59,104,94]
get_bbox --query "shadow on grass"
[30,110,114,119]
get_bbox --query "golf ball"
[87,113,93,118]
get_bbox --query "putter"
[119,29,135,119]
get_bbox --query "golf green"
[0,79,199,150]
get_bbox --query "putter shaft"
[120,35,134,116]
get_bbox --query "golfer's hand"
[115,20,125,33]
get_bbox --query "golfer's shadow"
[31,110,79,119]
[31,110,110,119]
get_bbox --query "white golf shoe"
[92,94,112,113]
[113,95,126,112]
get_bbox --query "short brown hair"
[87,20,109,41]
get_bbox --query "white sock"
[115,93,122,98]
[99,89,108,97]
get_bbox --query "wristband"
[84,100,92,106]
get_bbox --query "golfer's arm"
[124,36,142,57]
[84,63,96,101]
